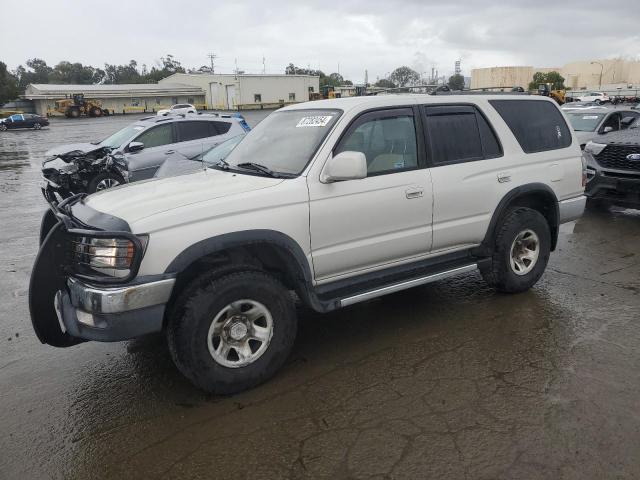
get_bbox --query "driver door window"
[602,113,621,132]
[335,111,418,175]
[134,124,174,149]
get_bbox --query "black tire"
[90,107,103,117]
[481,207,551,293]
[87,171,125,193]
[0,123,7,131]
[68,108,81,118]
[33,123,41,130]
[167,270,297,394]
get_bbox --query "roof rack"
[373,85,530,96]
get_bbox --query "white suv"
[575,92,610,104]
[30,95,586,394]
[157,103,197,116]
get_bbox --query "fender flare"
[479,183,560,254]
[164,229,314,283]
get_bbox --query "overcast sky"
[2,0,639,82]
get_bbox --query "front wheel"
[87,171,125,193]
[481,207,551,293]
[167,270,297,394]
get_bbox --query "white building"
[22,83,206,116]
[159,73,320,110]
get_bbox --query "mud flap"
[29,220,84,347]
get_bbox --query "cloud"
[1,0,639,83]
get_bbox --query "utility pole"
[262,56,265,74]
[207,53,217,74]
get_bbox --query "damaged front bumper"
[29,200,174,347]
[54,276,174,342]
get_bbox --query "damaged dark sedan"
[40,113,250,202]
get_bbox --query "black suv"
[584,129,640,208]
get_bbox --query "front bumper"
[558,195,586,223]
[56,276,175,342]
[585,169,640,207]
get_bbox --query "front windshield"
[203,134,245,165]
[98,124,145,148]
[567,113,605,132]
[223,109,341,175]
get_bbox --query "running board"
[339,264,478,307]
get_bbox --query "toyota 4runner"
[30,95,586,394]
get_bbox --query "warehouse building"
[471,59,640,91]
[22,83,206,116]
[159,73,320,110]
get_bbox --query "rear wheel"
[0,123,7,131]
[90,107,103,117]
[481,207,551,293]
[167,270,297,394]
[87,171,125,193]
[67,108,81,118]
[33,123,42,130]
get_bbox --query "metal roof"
[23,83,205,99]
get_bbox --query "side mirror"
[602,126,614,134]
[128,141,145,152]
[321,151,367,183]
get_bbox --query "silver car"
[564,108,640,149]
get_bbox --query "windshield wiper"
[236,162,279,177]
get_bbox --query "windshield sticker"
[296,115,333,127]
[583,116,599,119]
[133,126,144,131]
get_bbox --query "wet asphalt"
[0,112,639,480]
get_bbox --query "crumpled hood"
[45,143,104,157]
[84,169,283,224]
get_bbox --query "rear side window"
[424,105,502,165]
[490,100,571,153]
[177,121,214,142]
[212,121,232,134]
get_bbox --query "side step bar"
[339,264,478,307]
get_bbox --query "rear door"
[126,123,177,181]
[175,120,233,158]
[423,104,506,252]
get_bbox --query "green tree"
[15,58,53,88]
[528,71,565,91]
[389,66,420,87]
[0,62,20,105]
[448,74,465,90]
[375,78,396,89]
[49,61,104,84]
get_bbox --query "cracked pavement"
[1,113,639,479]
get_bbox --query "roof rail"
[373,85,530,96]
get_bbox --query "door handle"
[165,149,175,155]
[497,172,511,183]
[405,188,424,199]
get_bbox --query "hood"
[574,131,597,145]
[45,143,105,157]
[84,168,284,224]
[590,128,640,146]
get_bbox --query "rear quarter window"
[489,99,572,153]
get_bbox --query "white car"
[574,92,610,104]
[30,95,586,394]
[157,103,197,116]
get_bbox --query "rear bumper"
[56,276,175,342]
[558,195,586,223]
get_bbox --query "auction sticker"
[296,115,333,127]
[583,116,599,119]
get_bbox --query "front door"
[126,123,177,181]
[308,107,433,281]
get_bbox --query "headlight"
[71,234,148,278]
